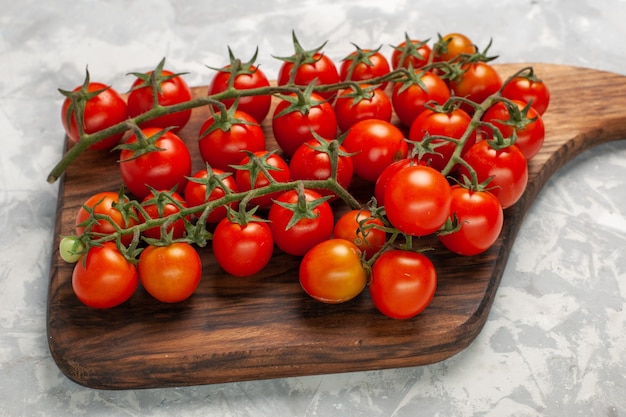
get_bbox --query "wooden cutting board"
[47,63,626,390]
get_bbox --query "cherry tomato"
[208,64,272,123]
[342,119,409,183]
[481,100,545,160]
[449,62,502,113]
[127,68,192,132]
[339,47,391,89]
[384,165,452,236]
[391,72,451,127]
[75,191,138,246]
[183,168,239,223]
[434,33,477,62]
[299,239,367,304]
[61,82,128,150]
[139,190,189,240]
[268,189,334,256]
[277,52,340,101]
[212,216,274,277]
[369,249,437,319]
[438,186,504,256]
[271,92,338,157]
[72,242,138,309]
[501,74,550,115]
[289,137,354,201]
[333,209,386,260]
[198,110,266,173]
[458,140,528,209]
[119,127,192,200]
[391,38,432,70]
[408,107,477,172]
[334,87,392,133]
[138,242,201,303]
[234,150,291,209]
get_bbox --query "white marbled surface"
[1,0,626,415]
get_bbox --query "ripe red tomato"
[61,82,128,150]
[458,140,528,209]
[334,87,392,132]
[333,209,386,260]
[197,110,266,173]
[75,191,138,246]
[434,33,476,62]
[339,47,391,89]
[391,72,451,127]
[183,168,239,223]
[119,127,192,200]
[234,150,291,209]
[207,64,272,123]
[212,216,274,277]
[501,74,550,115]
[277,52,340,101]
[72,242,138,309]
[138,242,201,303]
[449,62,502,112]
[369,249,437,319]
[438,186,504,256]
[481,100,545,160]
[299,239,367,304]
[271,92,338,157]
[391,38,432,70]
[408,107,477,172]
[288,137,354,201]
[384,165,452,236]
[127,68,192,132]
[268,189,334,256]
[139,190,189,240]
[342,119,409,183]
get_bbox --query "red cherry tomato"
[299,239,367,304]
[183,168,239,223]
[139,190,189,240]
[268,189,334,256]
[391,38,432,70]
[449,62,502,113]
[481,100,545,160]
[127,68,192,132]
[339,47,391,89]
[277,52,340,101]
[61,82,128,150]
[501,74,550,115]
[75,191,138,246]
[438,186,504,256]
[208,64,272,123]
[391,72,451,127]
[369,249,437,319]
[334,87,392,133]
[271,92,338,157]
[212,216,274,277]
[197,110,266,173]
[458,140,528,209]
[384,165,452,236]
[72,242,138,309]
[333,209,386,260]
[138,242,201,303]
[342,119,409,183]
[119,127,192,200]
[408,107,477,172]
[289,137,354,201]
[234,150,291,209]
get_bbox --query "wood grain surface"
[47,63,626,390]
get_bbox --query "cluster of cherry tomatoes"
[58,32,550,319]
